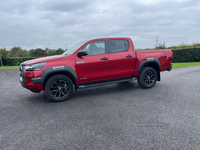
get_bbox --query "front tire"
[137,67,157,89]
[45,75,73,102]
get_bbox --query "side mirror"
[77,50,88,57]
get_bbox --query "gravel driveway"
[0,66,200,149]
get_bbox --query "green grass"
[0,66,19,69]
[173,62,200,68]
[0,62,200,69]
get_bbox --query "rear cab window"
[109,40,129,53]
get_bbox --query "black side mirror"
[77,50,88,57]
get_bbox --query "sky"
[0,0,200,50]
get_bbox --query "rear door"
[76,40,110,84]
[108,39,135,79]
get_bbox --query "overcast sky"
[0,0,199,50]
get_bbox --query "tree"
[47,50,56,56]
[0,47,9,66]
[34,48,48,58]
[9,46,22,57]
[29,49,35,57]
[14,49,29,57]
[155,42,167,49]
[55,48,65,55]
[47,48,65,56]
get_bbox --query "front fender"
[31,66,78,86]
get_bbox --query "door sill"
[77,77,137,89]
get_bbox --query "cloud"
[41,0,90,12]
[0,0,200,50]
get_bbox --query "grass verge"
[173,62,200,68]
[0,66,19,69]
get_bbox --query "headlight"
[25,62,47,71]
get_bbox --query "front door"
[76,40,110,84]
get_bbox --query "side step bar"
[77,77,137,89]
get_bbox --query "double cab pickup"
[19,37,173,102]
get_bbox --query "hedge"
[2,57,35,66]
[171,48,200,63]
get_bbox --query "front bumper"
[19,64,43,92]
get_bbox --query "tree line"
[0,46,66,61]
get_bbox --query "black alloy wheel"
[45,75,73,102]
[144,70,155,85]
[137,67,157,89]
[50,80,69,98]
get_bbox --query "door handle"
[126,55,133,58]
[101,57,109,60]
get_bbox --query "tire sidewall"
[45,75,73,102]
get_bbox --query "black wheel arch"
[138,58,161,81]
[40,66,77,90]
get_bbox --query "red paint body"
[22,37,173,92]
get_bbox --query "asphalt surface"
[0,66,200,150]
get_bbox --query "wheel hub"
[57,85,62,91]
[144,71,155,85]
[50,80,69,98]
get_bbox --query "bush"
[172,48,200,63]
[3,57,35,66]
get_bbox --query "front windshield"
[62,40,88,55]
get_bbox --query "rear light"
[169,53,173,61]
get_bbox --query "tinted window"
[81,40,105,56]
[109,40,129,53]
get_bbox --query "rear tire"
[137,67,157,89]
[44,75,73,102]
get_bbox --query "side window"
[81,40,105,56]
[109,40,129,53]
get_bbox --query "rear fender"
[138,58,161,81]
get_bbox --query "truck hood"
[23,55,65,65]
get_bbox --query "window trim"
[80,40,108,56]
[108,39,129,54]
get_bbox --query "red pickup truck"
[19,37,173,102]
